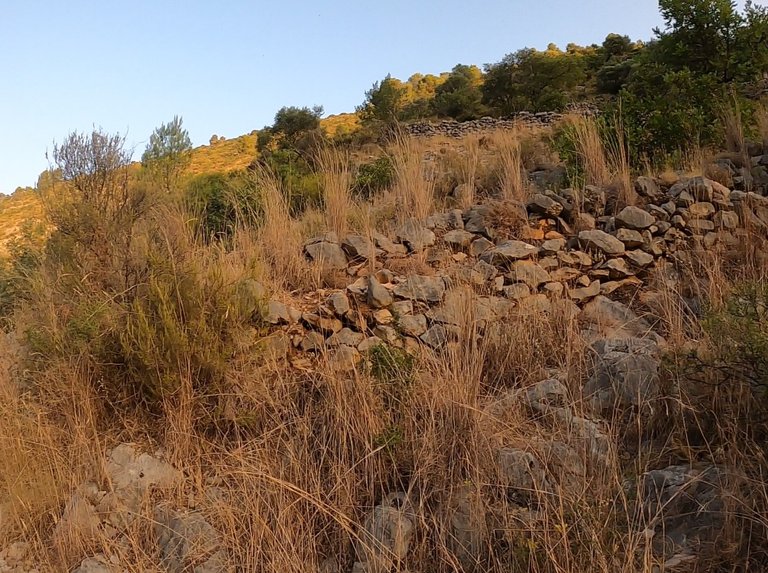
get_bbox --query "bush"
[352,157,394,198]
[703,281,768,392]
[184,171,260,240]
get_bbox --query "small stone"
[305,241,348,270]
[373,309,394,325]
[327,292,350,316]
[615,228,645,248]
[625,250,654,268]
[342,235,377,260]
[420,324,451,349]
[397,219,436,252]
[686,202,716,219]
[527,193,564,217]
[327,328,365,348]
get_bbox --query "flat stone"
[502,283,531,301]
[506,260,551,289]
[443,229,476,249]
[568,280,601,302]
[469,236,494,257]
[480,240,539,266]
[616,206,655,230]
[398,314,428,337]
[367,275,393,308]
[393,275,446,303]
[615,228,645,248]
[578,230,625,256]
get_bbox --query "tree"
[357,75,407,126]
[272,105,323,140]
[432,64,486,120]
[655,0,742,81]
[142,116,192,192]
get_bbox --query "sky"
[0,0,666,194]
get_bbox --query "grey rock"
[506,260,551,289]
[578,230,625,256]
[154,506,228,573]
[584,337,660,411]
[480,240,539,266]
[327,292,350,316]
[527,193,564,217]
[394,275,446,303]
[354,493,414,573]
[396,219,436,252]
[616,206,655,230]
[305,241,348,271]
[469,236,494,257]
[615,228,645,248]
[503,283,531,301]
[367,275,393,308]
[327,328,365,348]
[443,229,476,249]
[342,235,377,260]
[420,324,450,349]
[397,314,428,337]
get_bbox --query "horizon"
[0,0,667,194]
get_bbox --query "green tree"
[655,0,742,81]
[432,64,486,120]
[357,75,407,126]
[142,115,193,193]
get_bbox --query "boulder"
[396,219,436,252]
[480,240,539,266]
[354,493,414,573]
[305,241,348,271]
[616,206,655,230]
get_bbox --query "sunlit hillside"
[0,188,44,257]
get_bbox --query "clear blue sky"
[0,0,665,194]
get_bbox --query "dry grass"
[389,132,437,222]
[492,128,529,202]
[565,115,636,208]
[757,102,768,152]
[318,146,352,238]
[456,134,481,208]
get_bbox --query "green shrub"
[352,157,394,198]
[704,281,768,392]
[184,171,260,240]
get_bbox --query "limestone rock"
[578,230,625,256]
[394,275,446,303]
[615,206,655,230]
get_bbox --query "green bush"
[352,157,394,198]
[704,281,768,393]
[184,171,260,240]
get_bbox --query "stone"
[443,229,476,249]
[615,228,645,248]
[480,240,539,265]
[327,328,365,348]
[543,282,564,296]
[373,309,394,325]
[616,206,655,230]
[549,267,582,283]
[602,257,634,279]
[502,283,531,301]
[396,219,436,252]
[686,202,716,219]
[527,193,564,217]
[713,210,739,229]
[568,280,600,302]
[154,506,228,573]
[687,219,715,234]
[300,331,326,352]
[578,230,625,256]
[305,241,348,271]
[302,313,343,335]
[72,555,115,573]
[393,275,446,303]
[420,324,450,349]
[398,314,428,337]
[506,260,551,289]
[342,235,377,260]
[469,236,494,257]
[540,238,566,255]
[367,275,393,309]
[327,292,350,316]
[106,443,181,493]
[390,300,414,317]
[639,464,730,563]
[358,337,384,353]
[354,493,414,573]
[625,250,654,268]
[266,300,300,325]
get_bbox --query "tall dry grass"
[757,103,768,151]
[492,128,529,202]
[565,114,636,208]
[317,146,352,238]
[389,132,437,222]
[456,134,481,208]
